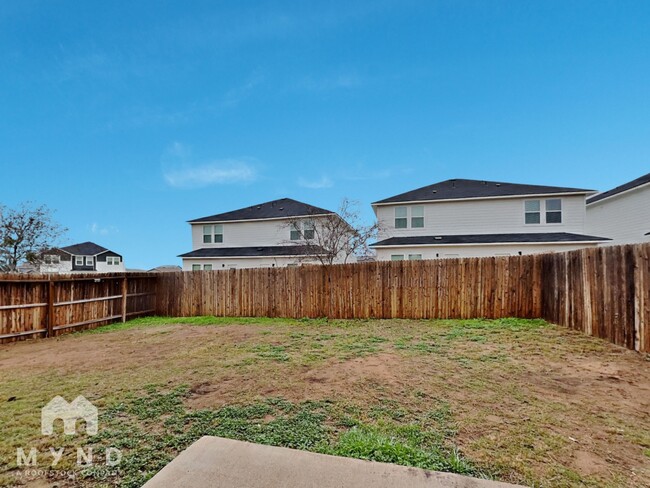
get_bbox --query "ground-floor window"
[391,255,404,261]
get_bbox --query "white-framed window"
[44,255,60,264]
[525,198,562,224]
[411,206,424,228]
[290,220,315,241]
[203,225,224,243]
[408,254,422,260]
[85,256,93,266]
[75,256,84,266]
[290,223,301,240]
[192,264,201,271]
[395,207,408,228]
[203,264,212,271]
[391,254,404,261]
[214,224,223,243]
[524,200,541,224]
[303,220,315,240]
[545,198,562,223]
[106,256,121,266]
[203,225,212,243]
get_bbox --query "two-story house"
[40,241,125,273]
[585,172,650,245]
[179,198,345,270]
[370,179,611,260]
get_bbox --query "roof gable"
[587,172,650,204]
[58,241,113,256]
[189,198,335,223]
[373,179,594,205]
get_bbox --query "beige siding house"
[179,198,344,270]
[371,179,610,260]
[585,172,650,245]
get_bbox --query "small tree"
[0,203,67,272]
[286,198,380,265]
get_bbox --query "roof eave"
[371,190,596,206]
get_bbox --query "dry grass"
[0,317,648,487]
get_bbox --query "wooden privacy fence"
[155,255,543,320]
[0,273,157,343]
[1,244,649,352]
[541,244,650,353]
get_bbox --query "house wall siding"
[375,242,600,260]
[181,256,320,270]
[191,217,318,249]
[585,184,650,245]
[374,194,588,239]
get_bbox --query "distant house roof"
[179,245,326,258]
[372,179,594,205]
[587,172,650,204]
[148,265,182,272]
[58,241,117,256]
[371,233,611,247]
[189,198,335,223]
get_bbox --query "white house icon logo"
[41,396,98,436]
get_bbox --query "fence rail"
[1,244,649,352]
[0,273,157,342]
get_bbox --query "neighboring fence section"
[541,244,650,353]
[0,273,157,343]
[155,255,544,320]
[1,244,649,352]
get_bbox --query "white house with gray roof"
[371,179,610,261]
[179,198,346,270]
[585,172,650,245]
[39,241,125,273]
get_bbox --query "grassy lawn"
[0,317,649,487]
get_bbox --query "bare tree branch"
[0,202,67,272]
[284,198,381,265]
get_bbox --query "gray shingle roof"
[58,241,114,256]
[179,245,326,258]
[587,172,650,204]
[373,179,594,205]
[189,198,335,223]
[371,233,611,247]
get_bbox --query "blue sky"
[1,1,648,269]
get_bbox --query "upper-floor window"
[395,207,408,228]
[203,224,224,243]
[75,256,84,266]
[44,255,60,264]
[203,264,212,271]
[408,254,422,260]
[85,256,93,266]
[391,254,404,261]
[411,206,424,228]
[545,199,562,223]
[290,220,315,240]
[395,206,424,228]
[106,256,121,266]
[192,264,201,271]
[525,199,562,224]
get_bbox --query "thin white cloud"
[162,142,258,189]
[89,223,118,236]
[297,175,334,189]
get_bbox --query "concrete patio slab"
[143,436,525,488]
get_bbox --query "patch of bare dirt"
[187,353,405,409]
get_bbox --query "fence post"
[121,276,128,323]
[46,279,55,337]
